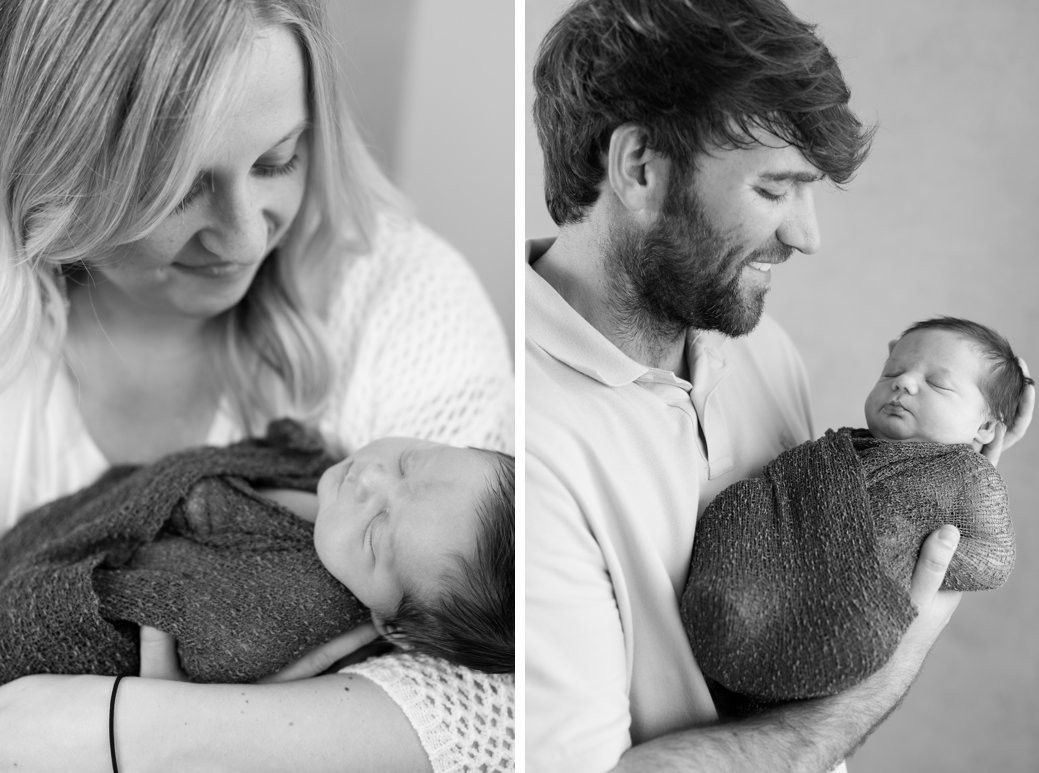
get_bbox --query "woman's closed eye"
[171,155,301,214]
[172,175,212,214]
[253,154,300,179]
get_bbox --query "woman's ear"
[604,123,669,216]
[975,418,999,447]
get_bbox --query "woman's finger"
[139,625,187,681]
[258,623,381,683]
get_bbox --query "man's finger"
[259,624,381,683]
[981,422,1007,466]
[139,625,186,680]
[909,526,960,606]
[1003,357,1034,450]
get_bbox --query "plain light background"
[526,1,1039,771]
[329,1,514,345]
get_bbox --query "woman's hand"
[258,623,381,683]
[982,357,1034,466]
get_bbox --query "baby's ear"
[371,613,392,638]
[975,418,999,446]
[371,614,412,649]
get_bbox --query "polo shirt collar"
[526,239,731,393]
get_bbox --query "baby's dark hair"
[902,316,1033,426]
[379,450,514,673]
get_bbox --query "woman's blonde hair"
[0,0,401,432]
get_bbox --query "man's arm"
[613,526,962,772]
[525,452,637,773]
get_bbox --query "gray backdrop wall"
[526,2,1039,771]
[329,1,515,346]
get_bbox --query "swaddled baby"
[0,421,514,683]
[682,317,1031,705]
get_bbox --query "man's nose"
[777,188,821,255]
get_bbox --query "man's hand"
[982,357,1033,466]
[258,623,381,683]
[872,526,962,689]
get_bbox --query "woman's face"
[86,25,310,322]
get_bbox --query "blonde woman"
[0,1,513,770]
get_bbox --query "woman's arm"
[0,673,431,773]
[256,488,319,523]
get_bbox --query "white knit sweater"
[0,213,514,529]
[342,653,515,773]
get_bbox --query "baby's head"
[864,317,1032,450]
[313,437,514,673]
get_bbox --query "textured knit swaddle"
[0,420,369,684]
[681,427,1014,703]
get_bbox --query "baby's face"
[313,437,493,618]
[864,328,995,448]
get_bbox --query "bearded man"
[525,1,968,771]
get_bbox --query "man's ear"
[976,418,1000,447]
[605,123,669,215]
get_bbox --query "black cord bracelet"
[109,675,126,773]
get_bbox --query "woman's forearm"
[117,675,430,773]
[0,673,431,773]
[255,488,319,523]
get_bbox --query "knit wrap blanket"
[0,420,369,685]
[681,427,1013,704]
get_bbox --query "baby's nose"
[892,374,918,394]
[354,462,392,500]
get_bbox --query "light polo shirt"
[525,252,814,773]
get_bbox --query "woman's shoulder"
[332,212,485,302]
[341,652,515,773]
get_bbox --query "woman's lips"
[173,261,252,278]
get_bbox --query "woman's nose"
[197,182,271,265]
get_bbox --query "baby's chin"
[866,415,928,444]
[867,418,974,446]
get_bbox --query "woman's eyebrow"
[269,119,311,149]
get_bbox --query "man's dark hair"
[381,451,515,673]
[533,0,875,225]
[902,316,1034,427]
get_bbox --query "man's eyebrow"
[759,171,825,184]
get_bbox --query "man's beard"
[605,180,787,340]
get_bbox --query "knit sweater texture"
[682,427,1013,703]
[0,420,368,684]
